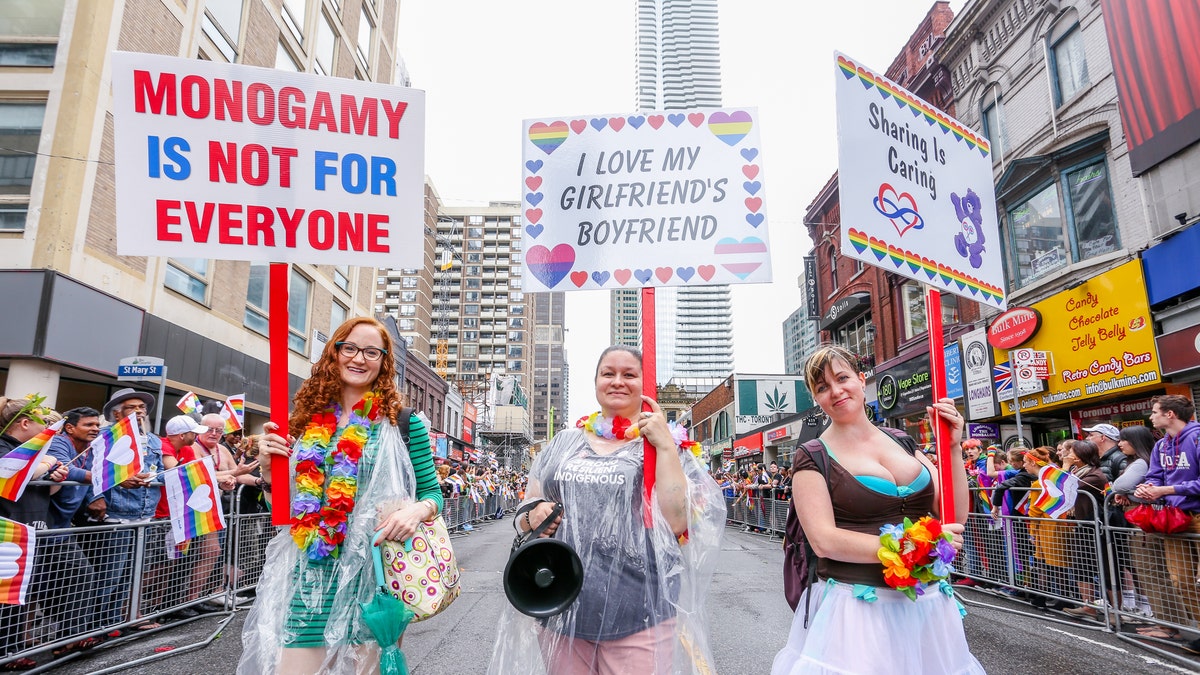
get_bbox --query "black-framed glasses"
[335,341,387,361]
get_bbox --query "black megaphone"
[503,502,583,618]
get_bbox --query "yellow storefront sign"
[996,259,1160,415]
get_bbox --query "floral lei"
[877,516,957,600]
[576,411,703,457]
[291,393,381,560]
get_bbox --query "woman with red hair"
[238,317,443,674]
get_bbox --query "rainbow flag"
[0,516,36,605]
[1032,465,1079,520]
[978,487,994,512]
[176,391,201,416]
[90,414,144,495]
[0,421,63,502]
[222,394,245,433]
[163,456,226,545]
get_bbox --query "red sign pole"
[640,287,657,528]
[925,287,958,523]
[269,262,291,526]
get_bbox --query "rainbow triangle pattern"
[847,228,1006,305]
[837,55,990,159]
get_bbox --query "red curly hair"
[288,317,405,437]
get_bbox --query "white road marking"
[1043,626,1194,674]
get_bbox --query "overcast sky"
[398,0,967,420]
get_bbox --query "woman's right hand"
[529,501,562,538]
[257,422,294,473]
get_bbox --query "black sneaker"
[1030,596,1046,609]
[170,607,200,619]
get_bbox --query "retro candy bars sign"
[111,52,426,268]
[520,108,771,291]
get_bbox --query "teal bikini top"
[819,441,931,497]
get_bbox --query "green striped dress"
[284,413,443,647]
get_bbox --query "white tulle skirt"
[772,579,985,675]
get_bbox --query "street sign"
[117,356,165,381]
[1012,348,1052,378]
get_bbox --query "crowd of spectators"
[0,389,527,671]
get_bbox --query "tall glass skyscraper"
[611,0,732,392]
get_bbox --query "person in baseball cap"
[164,414,206,436]
[1082,423,1120,441]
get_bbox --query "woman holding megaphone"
[490,346,725,675]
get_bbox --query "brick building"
[803,1,983,440]
[0,0,412,431]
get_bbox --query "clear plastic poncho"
[238,420,417,675]
[488,429,725,675]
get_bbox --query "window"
[467,253,482,263]
[511,304,525,316]
[281,0,307,44]
[464,291,480,302]
[275,42,300,71]
[355,6,373,71]
[245,263,269,335]
[400,291,417,302]
[466,266,481,276]
[0,102,46,231]
[1003,158,1120,288]
[511,252,523,264]
[1051,26,1089,105]
[508,345,524,358]
[334,264,350,291]
[399,305,416,316]
[202,0,244,62]
[462,344,478,358]
[330,301,347,330]
[314,12,336,75]
[402,277,418,288]
[898,281,959,341]
[0,0,64,67]
[462,318,479,328]
[469,215,483,225]
[508,331,524,342]
[1066,160,1118,259]
[398,318,415,330]
[165,258,209,303]
[463,331,478,341]
[468,227,483,237]
[981,94,1008,160]
[508,360,523,371]
[465,278,481,289]
[827,246,839,293]
[509,317,524,328]
[464,304,479,316]
[289,269,312,352]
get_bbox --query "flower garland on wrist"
[877,516,957,600]
[291,392,381,560]
[576,411,703,456]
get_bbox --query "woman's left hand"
[926,397,964,446]
[632,395,674,451]
[942,521,965,552]
[375,502,427,544]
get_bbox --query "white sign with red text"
[111,52,425,267]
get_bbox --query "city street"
[51,519,1190,674]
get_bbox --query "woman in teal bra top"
[773,345,983,675]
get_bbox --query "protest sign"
[834,52,1006,310]
[111,52,425,268]
[520,108,771,291]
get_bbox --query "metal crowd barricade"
[0,484,524,671]
[948,486,1200,669]
[724,495,788,538]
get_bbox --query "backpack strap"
[397,407,412,447]
[795,438,829,628]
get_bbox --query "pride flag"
[1032,465,1079,520]
[90,414,144,495]
[0,421,63,502]
[0,516,36,605]
[176,391,201,416]
[222,394,245,433]
[164,456,226,545]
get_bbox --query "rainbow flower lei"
[877,516,957,600]
[576,411,702,456]
[291,393,381,560]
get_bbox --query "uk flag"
[993,361,1013,402]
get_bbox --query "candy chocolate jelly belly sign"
[996,259,1161,415]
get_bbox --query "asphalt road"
[50,520,1198,674]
